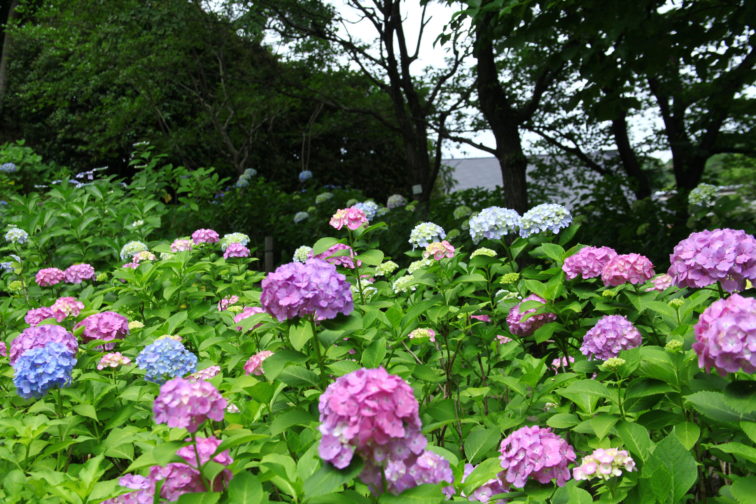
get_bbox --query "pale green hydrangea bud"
[471,247,496,258]
[8,280,23,292]
[499,272,520,284]
[668,298,684,309]
[600,357,626,371]
[665,339,683,352]
[392,275,416,294]
[293,245,313,263]
[602,289,617,298]
[375,260,399,277]
[408,258,433,274]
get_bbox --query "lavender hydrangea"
[315,243,361,269]
[519,203,572,238]
[499,425,575,488]
[581,315,642,360]
[10,325,78,365]
[223,242,250,259]
[409,222,446,249]
[0,162,18,173]
[353,201,379,221]
[35,267,65,287]
[136,337,198,383]
[153,377,226,432]
[563,246,618,280]
[244,350,274,376]
[64,263,96,283]
[261,258,353,321]
[668,228,756,292]
[191,228,219,244]
[5,226,28,244]
[469,207,521,243]
[693,294,755,374]
[13,342,77,399]
[506,294,557,337]
[25,306,56,326]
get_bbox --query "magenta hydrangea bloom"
[217,295,239,311]
[0,342,6,358]
[601,253,655,287]
[148,464,207,502]
[668,228,756,292]
[51,297,85,321]
[361,450,455,498]
[25,306,56,326]
[499,425,576,488]
[315,243,362,269]
[693,294,755,374]
[35,267,65,287]
[462,463,509,503]
[234,306,265,330]
[261,258,353,321]
[10,325,78,365]
[645,273,674,292]
[64,263,95,284]
[506,295,557,337]
[223,242,250,259]
[153,377,226,432]
[76,311,129,349]
[102,474,154,504]
[563,246,618,280]
[191,228,219,244]
[171,238,194,252]
[329,207,368,231]
[581,315,642,360]
[244,350,273,376]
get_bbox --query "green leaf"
[270,408,315,436]
[740,421,756,444]
[361,337,386,368]
[685,391,756,426]
[638,347,677,385]
[175,492,220,504]
[547,413,580,429]
[641,435,697,503]
[356,249,384,266]
[289,321,314,352]
[304,459,363,499]
[313,237,340,255]
[556,379,610,414]
[730,476,756,504]
[615,421,653,462]
[552,480,593,504]
[464,428,501,464]
[227,471,263,504]
[379,483,446,503]
[711,442,756,464]
[672,422,701,450]
[460,457,502,496]
[590,414,619,440]
[73,404,98,421]
[278,366,320,388]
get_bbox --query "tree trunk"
[0,0,19,109]
[611,114,651,199]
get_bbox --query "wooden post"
[264,236,274,272]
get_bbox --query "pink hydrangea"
[189,366,221,381]
[0,342,6,358]
[601,253,655,287]
[244,350,273,376]
[462,463,509,503]
[191,228,219,244]
[645,273,674,292]
[329,207,368,231]
[97,352,132,370]
[148,464,206,501]
[223,242,250,259]
[693,294,755,374]
[51,297,85,321]
[551,356,575,372]
[76,311,129,349]
[64,263,95,284]
[581,315,642,360]
[408,328,436,342]
[171,239,194,252]
[217,295,239,311]
[668,228,756,292]
[506,295,557,337]
[563,246,618,280]
[25,306,56,326]
[177,436,233,468]
[424,240,455,260]
[261,259,353,321]
[573,448,635,481]
[234,306,265,330]
[10,325,78,364]
[471,314,491,323]
[315,243,362,269]
[496,334,513,344]
[499,425,575,488]
[35,267,65,287]
[153,377,226,432]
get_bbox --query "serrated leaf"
[304,459,363,499]
[672,422,700,450]
[464,429,500,464]
[227,471,263,504]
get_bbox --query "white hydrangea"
[375,260,399,277]
[120,240,148,260]
[519,203,572,238]
[293,211,309,223]
[386,194,407,209]
[392,274,417,294]
[409,222,446,249]
[469,206,521,243]
[220,232,250,251]
[408,258,433,274]
[5,227,28,245]
[293,245,313,263]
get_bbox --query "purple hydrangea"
[233,306,265,331]
[75,311,129,349]
[25,306,57,326]
[668,228,756,292]
[35,267,65,287]
[563,246,618,280]
[191,228,219,244]
[261,258,353,321]
[581,315,642,360]
[10,324,78,365]
[315,243,362,269]
[102,474,154,504]
[693,294,755,374]
[462,463,509,503]
[506,294,557,337]
[601,253,655,287]
[499,425,575,488]
[223,242,250,259]
[153,377,226,432]
[13,342,77,399]
[361,449,455,498]
[64,263,95,283]
[217,295,239,311]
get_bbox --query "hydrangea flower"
[51,297,85,320]
[219,232,250,251]
[25,306,56,326]
[0,342,6,357]
[471,248,496,258]
[563,246,618,280]
[5,226,28,244]
[353,201,379,221]
[13,342,76,399]
[330,208,368,231]
[392,274,417,294]
[261,259,353,321]
[235,168,257,188]
[462,463,509,503]
[408,328,436,342]
[97,352,132,370]
[668,229,756,292]
[223,242,250,259]
[469,207,521,243]
[408,258,433,274]
[496,334,513,344]
[136,338,198,383]
[189,366,221,381]
[316,192,334,204]
[191,228,219,244]
[76,312,129,349]
[293,211,309,223]
[387,194,407,209]
[409,222,446,248]
[233,306,265,331]
[424,240,455,260]
[0,162,18,173]
[315,243,361,269]
[453,205,472,219]
[693,294,755,374]
[471,314,491,323]
[64,263,95,284]
[35,267,65,287]
[645,273,674,292]
[374,260,399,277]
[298,170,313,182]
[120,241,148,260]
[499,425,575,488]
[519,204,572,238]
[170,238,194,252]
[688,183,718,207]
[581,315,642,360]
[551,356,574,372]
[601,253,655,287]
[244,350,274,376]
[506,295,557,337]
[10,324,78,365]
[128,320,144,330]
[103,474,154,504]
[293,245,313,263]
[573,448,636,481]
[217,295,239,311]
[153,377,226,431]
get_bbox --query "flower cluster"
[462,463,509,503]
[191,228,219,244]
[315,192,333,204]
[668,228,756,292]
[153,377,226,432]
[51,296,85,320]
[315,243,362,269]
[506,295,557,337]
[261,259,353,321]
[235,168,256,188]
[471,247,497,258]
[453,205,472,219]
[217,295,239,311]
[0,162,17,173]
[693,294,755,374]
[35,267,65,287]
[13,342,77,399]
[170,238,194,252]
[374,260,399,277]
[97,352,132,370]
[293,245,313,263]
[120,241,148,260]
[5,226,28,244]
[601,253,655,287]
[408,258,432,274]
[298,170,313,182]
[469,207,521,243]
[293,211,309,223]
[581,315,642,360]
[573,448,636,481]
[392,274,417,294]
[551,356,574,372]
[136,338,198,383]
[563,246,618,280]
[10,324,78,365]
[519,203,572,238]
[424,240,455,260]
[386,194,407,209]
[244,350,274,376]
[408,328,436,342]
[189,366,221,382]
[64,263,96,283]
[409,222,446,248]
[233,306,265,330]
[499,425,575,488]
[645,273,674,292]
[353,201,379,221]
[330,207,368,231]
[688,183,718,207]
[223,242,250,259]
[219,232,249,251]
[76,311,129,349]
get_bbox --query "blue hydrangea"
[469,206,521,243]
[13,342,76,399]
[293,211,309,223]
[0,162,18,173]
[409,222,446,249]
[236,168,257,188]
[136,337,197,383]
[519,203,572,238]
[0,262,13,273]
[298,170,313,182]
[120,240,148,260]
[5,226,28,244]
[220,232,250,251]
[353,201,379,221]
